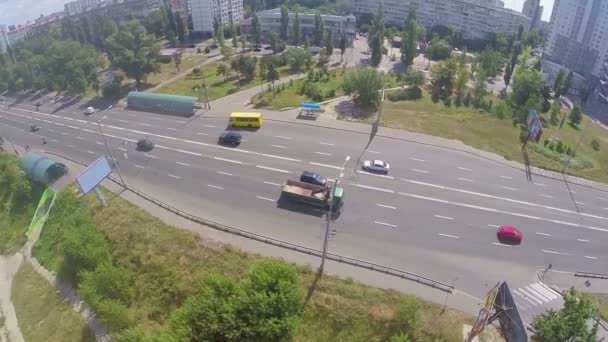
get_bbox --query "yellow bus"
[229,112,263,128]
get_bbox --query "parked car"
[218,132,243,146]
[362,160,390,174]
[84,107,95,115]
[497,226,523,244]
[136,138,155,151]
[300,171,327,187]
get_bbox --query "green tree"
[216,63,231,81]
[313,13,324,46]
[230,25,239,50]
[510,67,544,123]
[287,47,311,73]
[280,5,289,42]
[428,39,451,60]
[175,15,188,44]
[339,31,347,62]
[503,62,513,89]
[401,8,418,69]
[401,67,424,91]
[343,68,385,109]
[324,30,334,57]
[531,288,599,341]
[569,106,583,126]
[455,65,469,100]
[270,32,279,53]
[478,48,503,78]
[266,63,280,94]
[430,59,457,100]
[251,13,262,47]
[216,26,225,47]
[553,69,565,97]
[292,13,301,46]
[550,102,561,126]
[105,20,161,85]
[369,2,385,68]
[562,70,574,96]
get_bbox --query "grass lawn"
[33,186,475,341]
[585,293,608,321]
[11,262,95,342]
[145,54,207,87]
[380,93,608,183]
[0,153,45,254]
[252,69,399,110]
[155,57,294,102]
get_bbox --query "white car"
[84,107,95,115]
[363,160,390,174]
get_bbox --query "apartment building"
[191,0,243,34]
[599,62,608,104]
[241,8,356,45]
[542,0,608,91]
[522,0,543,25]
[353,0,530,40]
[64,0,104,16]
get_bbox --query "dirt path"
[0,253,25,342]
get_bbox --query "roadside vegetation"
[584,293,608,321]
[11,262,95,342]
[33,187,472,341]
[0,152,44,254]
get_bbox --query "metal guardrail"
[574,271,608,279]
[45,150,455,293]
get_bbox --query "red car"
[497,226,523,244]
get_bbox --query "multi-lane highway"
[1,94,607,300]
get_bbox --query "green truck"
[281,180,344,214]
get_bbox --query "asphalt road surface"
[1,95,607,300]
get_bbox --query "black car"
[30,125,40,132]
[136,138,155,151]
[300,171,327,187]
[218,132,242,146]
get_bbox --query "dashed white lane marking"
[351,184,394,193]
[176,161,190,166]
[76,136,84,140]
[493,242,512,248]
[167,128,177,131]
[438,233,459,239]
[144,154,158,159]
[176,120,186,124]
[118,119,129,123]
[66,144,74,148]
[577,239,590,243]
[542,250,571,256]
[309,161,343,170]
[569,190,577,194]
[367,150,380,154]
[502,186,518,191]
[135,165,145,169]
[376,204,396,210]
[263,181,281,186]
[95,141,104,145]
[315,152,332,156]
[87,150,94,154]
[488,224,500,228]
[217,171,232,176]
[117,147,127,152]
[458,167,472,171]
[411,169,428,174]
[271,144,287,149]
[319,142,335,146]
[168,174,181,179]
[535,183,547,187]
[396,191,608,234]
[67,125,78,129]
[575,201,585,205]
[256,165,291,173]
[356,170,394,179]
[540,194,553,198]
[61,132,68,135]
[140,123,152,127]
[500,176,512,179]
[196,132,209,136]
[256,196,275,202]
[214,157,242,164]
[458,178,473,182]
[434,215,454,220]
[262,153,301,162]
[207,184,224,190]
[584,256,598,260]
[203,124,216,128]
[410,157,425,162]
[176,149,201,156]
[374,221,398,228]
[49,129,55,132]
[536,232,552,236]
[83,129,95,133]
[275,135,292,139]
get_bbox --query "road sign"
[526,110,543,143]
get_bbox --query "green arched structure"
[20,152,68,185]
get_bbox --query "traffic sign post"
[526,110,543,144]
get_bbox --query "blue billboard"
[76,156,112,194]
[526,110,543,143]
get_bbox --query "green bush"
[388,87,423,101]
[393,296,422,338]
[97,299,131,332]
[591,139,600,151]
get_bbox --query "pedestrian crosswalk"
[512,282,563,325]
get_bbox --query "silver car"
[363,160,390,174]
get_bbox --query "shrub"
[556,140,565,154]
[591,139,600,151]
[326,89,336,98]
[393,296,422,338]
[388,87,423,101]
[454,95,462,107]
[97,299,131,332]
[204,46,210,54]
[543,139,549,147]
[192,67,201,75]
[443,96,452,107]
[431,88,441,103]
[463,92,472,106]
[305,83,324,102]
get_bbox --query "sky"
[0,0,555,26]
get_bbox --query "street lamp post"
[320,155,351,274]
[96,105,127,188]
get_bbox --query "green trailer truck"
[281,180,344,213]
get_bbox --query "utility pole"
[96,105,127,188]
[320,155,351,274]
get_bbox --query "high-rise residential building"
[64,0,104,16]
[167,0,189,20]
[542,0,608,92]
[352,0,530,40]
[191,0,243,34]
[522,0,543,26]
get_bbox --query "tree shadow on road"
[521,145,532,182]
